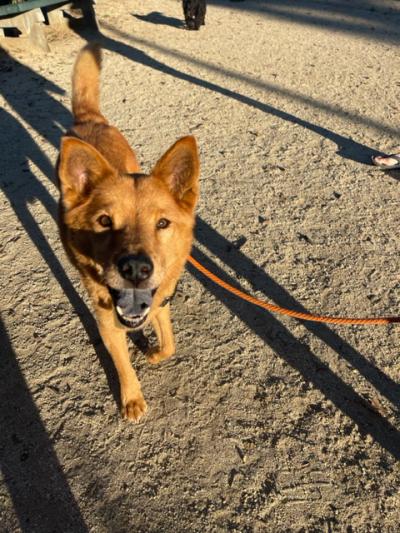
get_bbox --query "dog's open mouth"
[116,310,148,329]
[108,287,155,329]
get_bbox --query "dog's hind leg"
[147,305,176,364]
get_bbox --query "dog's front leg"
[96,308,147,422]
[147,305,176,364]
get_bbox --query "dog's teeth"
[116,306,123,315]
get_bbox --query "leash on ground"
[187,255,400,325]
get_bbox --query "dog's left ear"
[152,136,200,211]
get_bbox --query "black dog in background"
[183,0,206,30]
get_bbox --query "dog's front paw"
[121,394,147,422]
[147,347,174,365]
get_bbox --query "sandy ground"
[1,0,400,531]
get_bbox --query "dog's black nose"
[117,253,154,284]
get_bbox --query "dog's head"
[58,136,199,329]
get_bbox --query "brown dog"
[58,44,200,422]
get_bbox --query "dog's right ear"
[58,137,113,208]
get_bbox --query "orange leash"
[187,255,400,325]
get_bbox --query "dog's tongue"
[115,288,153,317]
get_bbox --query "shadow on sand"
[134,11,184,28]
[0,12,399,528]
[0,316,88,532]
[209,0,400,44]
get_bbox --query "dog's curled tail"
[72,43,107,124]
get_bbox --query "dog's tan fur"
[58,44,199,421]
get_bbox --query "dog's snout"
[117,253,154,284]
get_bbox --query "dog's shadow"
[133,12,184,29]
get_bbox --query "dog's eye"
[98,214,113,228]
[156,218,170,229]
